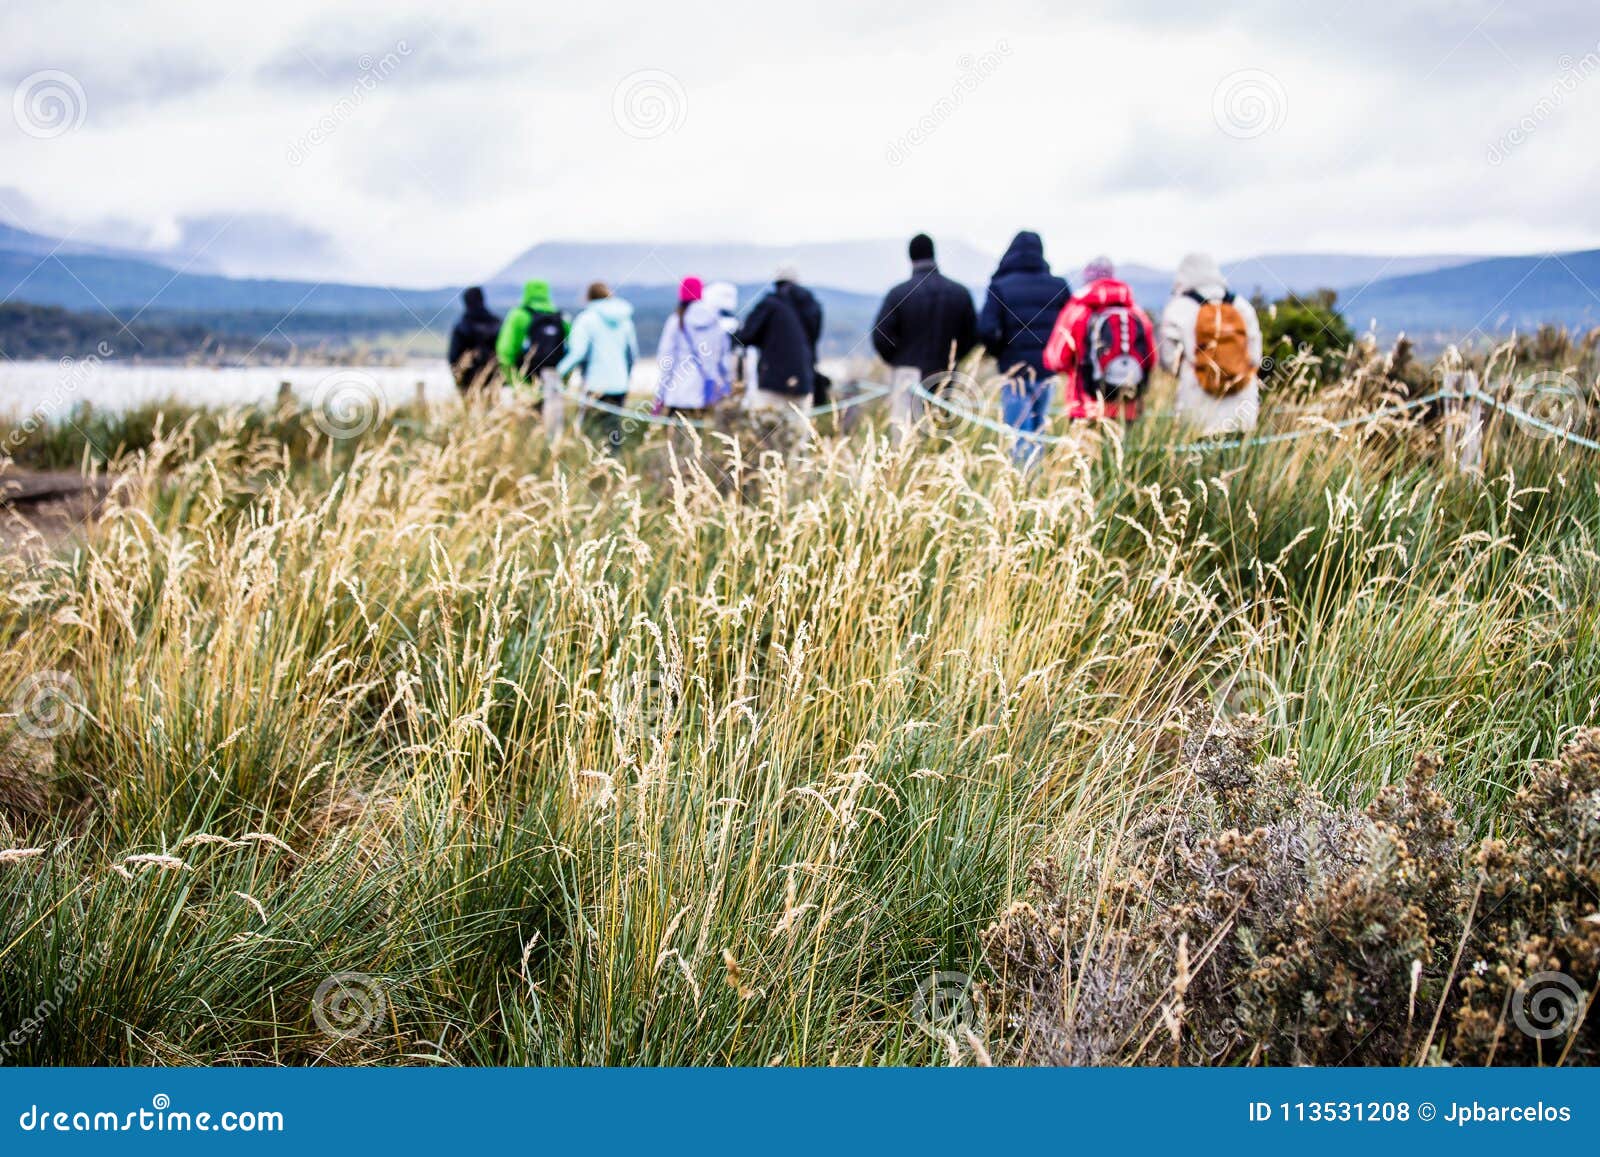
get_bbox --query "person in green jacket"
[496,279,569,390]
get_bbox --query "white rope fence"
[543,376,890,433]
[909,379,1457,455]
[539,367,1598,459]
[1466,386,1600,452]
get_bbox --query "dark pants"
[580,393,631,450]
[812,369,832,409]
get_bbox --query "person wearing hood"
[871,234,978,382]
[735,264,823,412]
[557,282,639,447]
[1042,256,1156,422]
[447,286,503,394]
[1159,253,1263,435]
[653,276,732,415]
[978,230,1072,455]
[704,281,749,389]
[496,279,569,391]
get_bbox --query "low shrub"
[982,714,1598,1065]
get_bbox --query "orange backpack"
[1186,289,1255,398]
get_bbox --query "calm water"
[0,358,854,424]
[0,361,463,423]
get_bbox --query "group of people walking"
[869,232,1265,445]
[447,270,827,435]
[447,230,1265,450]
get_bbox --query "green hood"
[520,279,555,312]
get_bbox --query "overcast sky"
[3,0,1598,286]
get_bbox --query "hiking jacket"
[871,260,978,379]
[978,231,1071,382]
[1158,255,1263,435]
[1043,278,1156,420]
[557,296,639,396]
[655,300,732,409]
[448,289,503,389]
[736,281,822,398]
[496,280,568,384]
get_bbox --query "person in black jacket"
[447,286,503,394]
[871,234,978,382]
[978,231,1071,461]
[732,268,819,408]
[737,264,824,407]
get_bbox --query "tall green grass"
[1,380,1595,1065]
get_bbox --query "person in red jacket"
[1042,256,1156,421]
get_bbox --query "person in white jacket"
[1159,253,1263,436]
[653,276,732,414]
[703,280,750,392]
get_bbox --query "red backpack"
[1080,306,1152,400]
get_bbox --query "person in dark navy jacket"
[978,231,1071,461]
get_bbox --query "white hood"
[655,300,732,408]
[1174,252,1227,296]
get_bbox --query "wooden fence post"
[541,369,566,442]
[1442,370,1483,474]
[889,367,921,445]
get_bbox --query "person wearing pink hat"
[654,275,731,414]
[1042,255,1157,423]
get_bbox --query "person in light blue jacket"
[557,282,639,447]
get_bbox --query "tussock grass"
[0,378,1596,1065]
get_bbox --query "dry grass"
[0,366,1596,1066]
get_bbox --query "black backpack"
[518,309,567,376]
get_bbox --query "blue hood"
[994,231,1048,277]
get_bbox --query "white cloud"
[2,0,1597,286]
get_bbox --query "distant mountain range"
[1338,250,1600,336]
[491,239,1000,298]
[491,242,1488,304]
[0,245,457,319]
[4,221,1598,360]
[1221,254,1485,297]
[0,221,226,276]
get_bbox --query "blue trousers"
[1001,378,1053,466]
